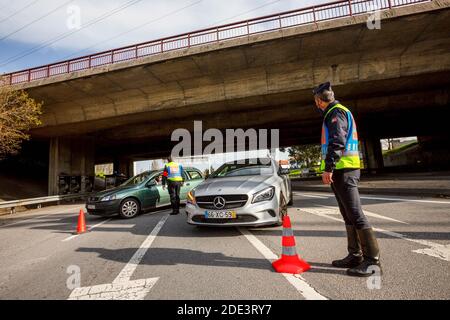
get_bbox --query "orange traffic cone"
[272,215,311,274]
[76,209,88,234]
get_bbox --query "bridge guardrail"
[1,0,430,85]
[0,193,90,214]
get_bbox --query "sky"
[0,0,329,74]
[0,0,331,175]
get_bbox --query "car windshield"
[120,171,156,187]
[210,159,273,178]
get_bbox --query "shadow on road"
[76,247,272,271]
[74,246,347,275]
[305,262,348,275]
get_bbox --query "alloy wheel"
[121,200,139,218]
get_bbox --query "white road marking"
[68,214,169,300]
[112,215,167,283]
[62,235,78,242]
[360,196,450,205]
[238,227,328,300]
[295,192,450,205]
[0,206,78,228]
[315,204,409,225]
[293,192,329,199]
[301,206,450,262]
[412,246,450,261]
[361,211,409,225]
[62,218,112,242]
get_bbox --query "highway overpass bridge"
[2,0,450,195]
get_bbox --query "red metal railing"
[2,0,430,85]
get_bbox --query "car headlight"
[100,194,117,202]
[252,186,275,203]
[187,189,196,204]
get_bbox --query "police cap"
[312,81,332,95]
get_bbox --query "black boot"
[347,228,382,277]
[332,225,363,268]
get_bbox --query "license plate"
[87,205,95,210]
[205,210,237,219]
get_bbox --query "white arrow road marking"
[68,214,169,300]
[412,246,450,261]
[301,206,450,262]
[238,227,328,300]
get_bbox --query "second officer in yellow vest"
[162,156,185,215]
[313,82,382,277]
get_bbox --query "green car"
[86,167,204,219]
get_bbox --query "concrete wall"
[383,136,450,170]
[48,137,95,195]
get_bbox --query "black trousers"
[168,181,182,213]
[331,169,371,230]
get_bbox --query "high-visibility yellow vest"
[320,104,361,171]
[164,162,184,182]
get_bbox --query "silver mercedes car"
[185,158,292,227]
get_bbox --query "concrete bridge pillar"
[48,137,95,195]
[362,138,384,174]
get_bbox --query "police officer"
[313,82,382,277]
[162,156,184,215]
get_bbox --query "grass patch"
[383,141,418,156]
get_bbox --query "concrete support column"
[362,137,384,174]
[128,160,134,178]
[48,137,59,196]
[48,137,95,195]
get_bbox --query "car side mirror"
[279,168,290,175]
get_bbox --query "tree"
[0,85,42,159]
[280,144,321,168]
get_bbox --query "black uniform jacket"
[323,100,350,172]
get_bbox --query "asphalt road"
[0,191,449,300]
